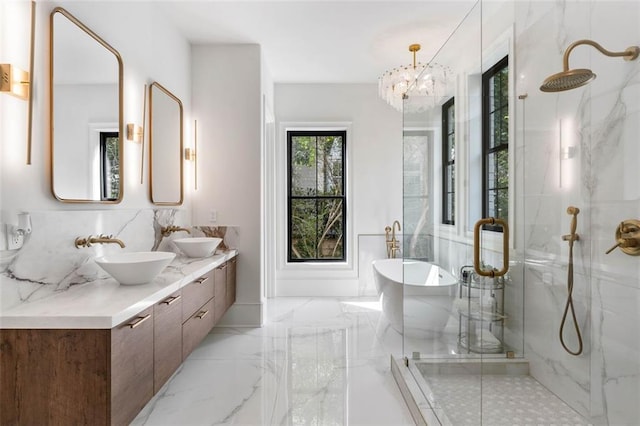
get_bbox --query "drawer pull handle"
[195,276,209,284]
[196,310,209,319]
[161,294,182,305]
[219,264,227,270]
[127,314,151,329]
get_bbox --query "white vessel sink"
[95,251,176,285]
[173,237,222,258]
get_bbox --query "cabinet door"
[111,307,154,426]
[226,257,237,308]
[182,271,215,322]
[182,298,215,359]
[214,262,227,324]
[154,291,183,393]
[0,329,110,425]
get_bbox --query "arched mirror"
[149,81,183,205]
[50,7,123,203]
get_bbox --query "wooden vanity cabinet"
[0,257,237,425]
[0,308,154,426]
[153,291,183,393]
[111,307,155,426]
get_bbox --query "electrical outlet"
[209,210,217,223]
[7,232,23,250]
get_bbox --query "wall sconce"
[187,119,199,190]
[1,1,36,165]
[126,123,143,143]
[0,64,30,100]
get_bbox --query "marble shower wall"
[0,209,238,312]
[516,0,640,423]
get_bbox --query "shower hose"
[560,206,583,356]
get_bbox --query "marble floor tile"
[132,297,414,425]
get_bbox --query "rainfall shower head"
[540,68,595,92]
[540,39,639,93]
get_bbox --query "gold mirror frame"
[149,81,184,206]
[49,7,124,203]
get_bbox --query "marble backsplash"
[0,209,238,312]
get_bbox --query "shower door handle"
[473,217,510,277]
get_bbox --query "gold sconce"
[0,64,30,100]
[126,123,143,143]
[186,119,199,190]
[1,0,35,165]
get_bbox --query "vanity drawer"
[182,271,214,322]
[182,298,215,359]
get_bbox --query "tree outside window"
[482,56,508,231]
[288,130,346,262]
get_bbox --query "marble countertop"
[0,250,238,329]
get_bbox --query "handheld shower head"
[567,206,580,215]
[540,39,639,93]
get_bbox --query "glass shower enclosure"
[400,1,526,423]
[398,0,640,424]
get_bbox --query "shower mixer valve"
[605,219,640,256]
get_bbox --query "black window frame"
[482,55,509,232]
[99,131,119,201]
[442,97,455,225]
[287,130,347,263]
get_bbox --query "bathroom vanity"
[0,252,237,425]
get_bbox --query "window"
[287,130,346,262]
[442,97,455,225]
[482,56,508,231]
[100,131,119,201]
[403,130,431,259]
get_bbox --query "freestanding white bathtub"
[372,259,458,336]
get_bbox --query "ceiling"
[157,1,477,84]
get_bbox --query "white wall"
[274,83,402,296]
[0,1,192,215]
[191,45,266,325]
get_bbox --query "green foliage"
[290,134,345,260]
[105,135,119,199]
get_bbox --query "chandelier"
[378,43,451,113]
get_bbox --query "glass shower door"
[400,1,526,424]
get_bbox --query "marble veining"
[0,250,237,329]
[132,297,414,426]
[0,208,241,328]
